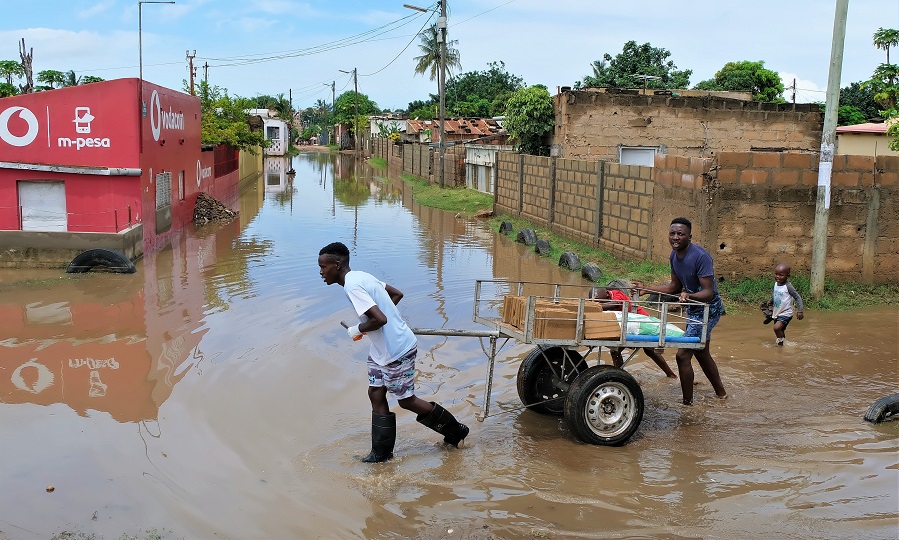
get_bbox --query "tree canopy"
[333,91,379,135]
[436,61,524,118]
[693,60,785,102]
[503,85,555,156]
[194,80,267,152]
[840,81,881,121]
[576,41,692,90]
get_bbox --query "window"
[178,170,185,201]
[155,171,172,209]
[267,125,280,140]
[618,146,659,167]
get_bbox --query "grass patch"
[400,173,493,217]
[486,212,899,312]
[369,157,387,170]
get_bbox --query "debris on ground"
[193,193,238,225]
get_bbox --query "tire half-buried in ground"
[864,393,899,424]
[65,248,136,274]
[517,346,588,415]
[564,365,644,445]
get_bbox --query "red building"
[0,78,240,266]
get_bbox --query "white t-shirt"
[772,282,794,318]
[343,270,417,366]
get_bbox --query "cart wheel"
[517,346,588,415]
[564,365,644,446]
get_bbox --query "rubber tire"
[66,248,136,274]
[564,365,644,446]
[864,393,899,423]
[517,346,588,416]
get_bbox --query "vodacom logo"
[150,90,162,141]
[0,106,39,147]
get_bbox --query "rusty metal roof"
[406,117,504,136]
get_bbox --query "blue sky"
[1,0,895,112]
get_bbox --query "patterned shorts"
[368,348,416,400]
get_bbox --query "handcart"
[411,280,710,446]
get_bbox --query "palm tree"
[36,69,66,89]
[873,27,899,64]
[413,23,461,81]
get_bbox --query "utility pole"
[330,81,336,145]
[810,0,849,299]
[203,62,209,85]
[353,68,359,160]
[792,77,796,104]
[437,0,447,188]
[186,49,197,95]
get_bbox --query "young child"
[591,283,677,378]
[768,263,804,346]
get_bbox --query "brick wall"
[494,149,898,284]
[554,90,823,162]
[370,139,465,186]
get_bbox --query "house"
[553,88,823,165]
[836,121,898,157]
[405,118,507,145]
[247,108,289,156]
[369,115,407,139]
[0,78,243,267]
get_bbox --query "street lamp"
[404,1,446,187]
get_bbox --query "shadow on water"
[0,151,896,540]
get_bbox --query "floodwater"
[1,152,897,540]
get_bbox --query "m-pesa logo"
[57,106,110,150]
[150,90,184,141]
[0,106,39,147]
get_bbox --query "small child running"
[767,263,804,346]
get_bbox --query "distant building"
[405,118,507,145]
[836,121,898,157]
[247,108,289,156]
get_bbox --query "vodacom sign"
[0,106,39,147]
[149,89,185,141]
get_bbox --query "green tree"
[413,23,461,81]
[0,60,24,86]
[441,61,524,117]
[333,91,379,135]
[80,75,104,84]
[840,81,881,120]
[193,80,267,152]
[36,69,66,89]
[503,85,554,156]
[577,41,692,90]
[692,60,785,102]
[0,82,17,97]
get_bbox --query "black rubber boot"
[361,412,396,463]
[417,402,469,448]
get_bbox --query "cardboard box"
[531,302,620,340]
[501,295,527,329]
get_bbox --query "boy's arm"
[786,282,804,318]
[385,284,404,306]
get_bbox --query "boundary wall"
[494,150,898,283]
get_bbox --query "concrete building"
[836,121,898,157]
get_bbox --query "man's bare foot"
[682,399,693,405]
[667,374,678,379]
[716,393,728,399]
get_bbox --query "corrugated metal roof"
[835,122,888,134]
[406,117,504,136]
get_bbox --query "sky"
[1,0,896,113]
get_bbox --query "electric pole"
[437,0,447,188]
[791,77,796,104]
[186,50,197,95]
[353,68,359,160]
[203,62,209,85]
[810,0,849,299]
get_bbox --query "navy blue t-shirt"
[670,243,718,296]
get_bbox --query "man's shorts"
[368,348,416,400]
[685,295,725,339]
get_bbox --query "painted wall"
[837,133,898,157]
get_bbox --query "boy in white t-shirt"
[765,262,805,346]
[318,242,468,463]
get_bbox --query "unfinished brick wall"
[709,152,898,283]
[494,153,656,260]
[554,90,823,161]
[370,140,465,186]
[493,149,898,283]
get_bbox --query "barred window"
[155,171,172,209]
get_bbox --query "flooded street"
[1,152,897,540]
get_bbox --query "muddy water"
[1,153,897,540]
